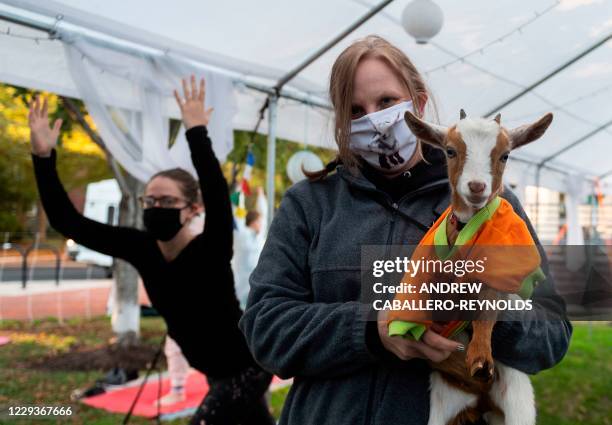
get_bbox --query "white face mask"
[349,101,418,173]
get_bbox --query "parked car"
[65,179,120,278]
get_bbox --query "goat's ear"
[508,113,553,150]
[404,110,447,148]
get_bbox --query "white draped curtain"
[61,35,238,336]
[63,35,237,183]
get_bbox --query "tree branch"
[59,96,130,197]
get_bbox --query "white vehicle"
[66,179,121,276]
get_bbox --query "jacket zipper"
[362,179,448,425]
[363,204,396,425]
[364,200,399,425]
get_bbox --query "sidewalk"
[0,252,91,268]
[0,279,150,321]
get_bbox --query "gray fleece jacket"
[239,164,572,425]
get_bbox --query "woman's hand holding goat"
[377,310,464,362]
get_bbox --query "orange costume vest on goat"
[387,196,546,340]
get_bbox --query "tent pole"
[530,115,612,238]
[536,115,612,167]
[273,0,394,92]
[261,0,394,228]
[534,164,543,234]
[0,12,332,110]
[510,154,584,176]
[244,81,330,110]
[600,169,612,179]
[483,31,612,118]
[0,12,50,33]
[266,95,278,229]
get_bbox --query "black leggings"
[189,366,275,425]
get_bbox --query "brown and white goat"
[403,109,553,425]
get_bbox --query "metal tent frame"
[262,0,394,225]
[0,0,393,227]
[2,0,610,229]
[482,31,612,230]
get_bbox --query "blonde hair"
[306,35,432,180]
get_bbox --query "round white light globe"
[401,0,444,44]
[286,150,324,184]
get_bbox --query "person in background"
[232,187,267,309]
[157,335,190,405]
[156,211,206,407]
[28,75,275,425]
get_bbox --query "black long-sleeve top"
[32,126,256,378]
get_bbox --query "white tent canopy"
[1,0,612,193]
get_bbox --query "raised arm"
[174,76,233,258]
[491,189,573,374]
[29,97,145,261]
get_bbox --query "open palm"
[174,75,213,130]
[28,97,62,157]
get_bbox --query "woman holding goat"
[239,35,572,425]
[28,76,274,425]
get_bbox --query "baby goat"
[388,110,553,425]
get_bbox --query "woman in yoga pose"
[29,76,274,425]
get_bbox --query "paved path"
[0,254,109,281]
[0,279,150,321]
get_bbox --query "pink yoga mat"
[82,370,290,418]
[83,370,208,418]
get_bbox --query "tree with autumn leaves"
[0,84,112,239]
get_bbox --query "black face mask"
[143,207,185,241]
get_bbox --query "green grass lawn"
[0,318,609,424]
[0,317,169,425]
[531,322,611,425]
[0,316,285,424]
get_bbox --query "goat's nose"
[468,181,486,194]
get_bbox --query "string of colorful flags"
[230,149,255,221]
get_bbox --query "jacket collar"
[336,164,378,193]
[337,165,450,230]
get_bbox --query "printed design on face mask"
[378,151,406,169]
[350,101,416,173]
[369,111,407,170]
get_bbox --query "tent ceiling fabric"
[1,0,612,188]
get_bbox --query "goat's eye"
[500,152,509,163]
[446,148,457,158]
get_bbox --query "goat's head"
[405,110,553,218]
